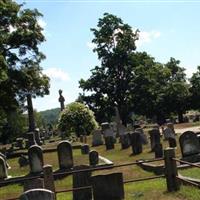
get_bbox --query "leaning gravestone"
[57,141,73,170]
[179,131,200,162]
[92,130,103,146]
[19,188,55,200]
[91,172,124,200]
[0,156,8,179]
[73,165,92,200]
[89,150,99,166]
[130,131,143,155]
[28,145,44,174]
[148,127,161,152]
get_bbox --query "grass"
[1,127,200,199]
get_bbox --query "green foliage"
[79,13,139,125]
[58,102,98,137]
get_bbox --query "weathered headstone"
[105,136,115,150]
[148,127,161,152]
[167,123,175,134]
[0,156,8,179]
[118,124,126,136]
[163,127,175,140]
[28,145,44,174]
[135,128,148,144]
[91,173,124,200]
[89,150,99,166]
[154,143,163,158]
[92,130,103,146]
[179,131,200,162]
[73,165,92,200]
[120,134,130,149]
[19,188,55,200]
[130,131,143,155]
[57,141,73,170]
[168,137,177,148]
[81,144,90,154]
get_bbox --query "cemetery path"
[175,126,200,134]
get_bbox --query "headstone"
[179,131,200,162]
[81,144,90,154]
[154,143,163,158]
[24,178,44,192]
[91,173,124,200]
[168,137,177,148]
[163,127,175,140]
[57,141,73,170]
[135,128,148,144]
[89,151,99,166]
[28,145,44,174]
[73,165,92,200]
[19,188,55,200]
[35,129,42,146]
[120,134,130,149]
[167,123,175,134]
[92,130,103,146]
[130,131,143,155]
[80,135,84,143]
[118,124,126,136]
[148,127,161,152]
[105,136,115,150]
[27,132,36,147]
[0,156,8,179]
[18,155,29,167]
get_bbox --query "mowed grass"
[1,131,200,199]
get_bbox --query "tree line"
[78,13,200,126]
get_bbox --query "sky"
[17,0,200,111]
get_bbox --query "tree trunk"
[178,111,184,123]
[27,94,35,132]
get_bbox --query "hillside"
[40,107,60,125]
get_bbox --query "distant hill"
[39,107,60,125]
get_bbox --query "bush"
[57,102,98,137]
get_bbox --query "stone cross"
[58,89,65,111]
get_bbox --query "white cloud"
[86,42,96,49]
[38,18,47,29]
[136,30,161,47]
[44,68,70,82]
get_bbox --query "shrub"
[57,102,98,137]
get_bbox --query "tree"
[57,102,98,137]
[189,66,200,110]
[164,58,190,123]
[79,13,139,125]
[0,0,50,134]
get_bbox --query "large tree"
[0,0,50,137]
[79,13,139,125]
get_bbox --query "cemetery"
[1,0,200,199]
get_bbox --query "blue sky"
[18,0,200,111]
